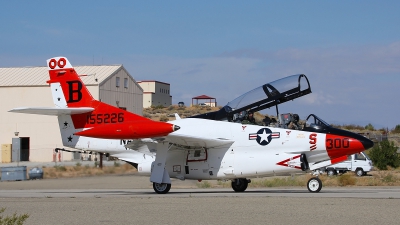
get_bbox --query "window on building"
[116,77,120,87]
[124,78,128,88]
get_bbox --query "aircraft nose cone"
[360,137,374,150]
[173,125,180,131]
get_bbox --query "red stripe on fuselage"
[330,155,349,164]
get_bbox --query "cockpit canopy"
[191,74,311,121]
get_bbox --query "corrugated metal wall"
[99,68,143,115]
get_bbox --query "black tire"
[153,182,171,194]
[307,177,322,193]
[355,168,364,177]
[327,169,336,176]
[231,178,248,192]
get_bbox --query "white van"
[324,152,373,176]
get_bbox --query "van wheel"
[327,169,336,176]
[355,168,364,177]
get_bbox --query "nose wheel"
[307,177,322,193]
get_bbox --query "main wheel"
[153,182,171,194]
[307,177,322,193]
[327,169,336,176]
[355,168,364,177]
[231,178,248,192]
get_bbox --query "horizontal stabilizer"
[9,107,94,116]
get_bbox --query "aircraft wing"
[124,139,157,156]
[109,151,154,164]
[9,107,94,116]
[166,133,234,148]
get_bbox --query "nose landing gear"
[307,176,322,193]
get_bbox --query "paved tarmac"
[1,174,399,225]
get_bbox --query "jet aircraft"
[11,56,374,194]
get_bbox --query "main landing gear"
[153,182,171,194]
[231,178,251,192]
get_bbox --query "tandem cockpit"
[191,74,335,132]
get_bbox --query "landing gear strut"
[153,182,171,194]
[307,177,322,193]
[231,178,250,192]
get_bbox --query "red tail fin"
[46,56,179,139]
[47,57,95,108]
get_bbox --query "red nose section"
[75,121,179,139]
[325,134,372,159]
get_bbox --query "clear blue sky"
[1,1,399,128]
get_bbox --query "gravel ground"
[1,174,399,225]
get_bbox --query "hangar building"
[137,80,172,108]
[0,65,143,162]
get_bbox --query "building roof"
[0,65,123,86]
[192,95,215,99]
[137,80,170,85]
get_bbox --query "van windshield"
[363,152,371,160]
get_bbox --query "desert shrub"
[382,174,398,183]
[368,140,400,170]
[337,174,356,186]
[330,124,342,129]
[250,177,303,187]
[159,115,169,122]
[152,105,165,109]
[365,123,375,131]
[342,124,365,130]
[391,125,400,134]
[196,181,211,188]
[114,161,120,167]
[142,112,151,118]
[54,165,67,172]
[0,208,29,225]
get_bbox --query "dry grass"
[196,168,400,189]
[41,163,136,179]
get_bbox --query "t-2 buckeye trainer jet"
[10,57,373,194]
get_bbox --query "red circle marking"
[58,58,66,68]
[49,59,57,69]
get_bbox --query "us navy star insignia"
[249,128,280,146]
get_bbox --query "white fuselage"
[157,118,329,180]
[67,117,330,180]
